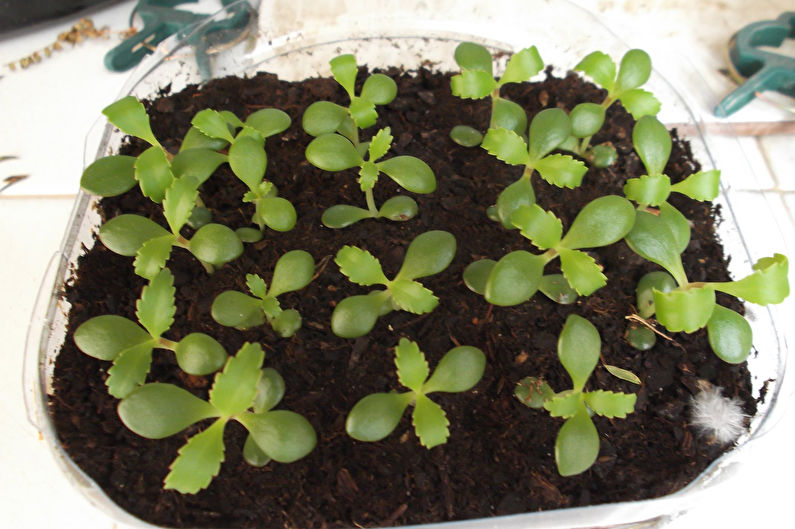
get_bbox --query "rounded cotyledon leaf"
[80,155,137,197]
[560,195,636,249]
[331,292,390,338]
[632,115,671,177]
[484,250,545,306]
[302,101,347,136]
[558,314,600,392]
[707,305,753,364]
[174,333,228,376]
[118,382,219,439]
[73,315,151,361]
[555,402,599,477]
[240,410,317,463]
[103,96,160,147]
[269,250,315,297]
[423,346,486,394]
[346,392,414,442]
[305,133,362,171]
[189,223,244,267]
[211,290,265,329]
[396,230,457,280]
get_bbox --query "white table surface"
[1,0,793,527]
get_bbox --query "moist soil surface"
[50,66,755,528]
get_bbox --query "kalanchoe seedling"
[117,342,316,494]
[306,127,436,228]
[558,102,617,168]
[481,108,588,228]
[574,49,661,120]
[625,205,789,362]
[449,42,544,145]
[98,175,243,277]
[73,269,228,398]
[514,314,637,476]
[211,250,315,338]
[302,54,397,147]
[346,338,486,448]
[331,230,456,338]
[190,107,297,237]
[625,271,677,350]
[464,195,635,306]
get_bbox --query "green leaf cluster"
[117,343,316,494]
[464,195,635,305]
[346,338,485,448]
[211,250,315,337]
[514,315,636,476]
[306,126,436,228]
[574,49,661,119]
[73,269,228,398]
[331,231,456,337]
[482,108,588,228]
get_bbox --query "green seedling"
[305,127,436,228]
[81,96,227,212]
[190,107,297,236]
[73,269,228,399]
[558,103,617,168]
[211,250,315,338]
[625,271,678,350]
[117,342,316,494]
[625,206,789,362]
[514,314,637,476]
[346,338,485,448]
[464,195,635,306]
[450,42,544,145]
[574,49,661,120]
[331,230,456,338]
[98,175,243,277]
[302,54,397,148]
[481,108,588,228]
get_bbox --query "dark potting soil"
[50,65,755,529]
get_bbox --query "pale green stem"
[157,337,178,350]
[578,135,593,155]
[364,188,379,217]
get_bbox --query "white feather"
[689,385,747,444]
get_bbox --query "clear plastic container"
[24,1,789,528]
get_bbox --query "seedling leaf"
[491,98,528,136]
[555,403,599,477]
[163,176,198,234]
[671,169,720,201]
[174,333,228,375]
[269,250,315,297]
[136,269,175,339]
[451,70,497,99]
[103,96,160,147]
[625,210,688,286]
[368,127,393,161]
[245,108,291,138]
[377,156,436,194]
[330,54,358,97]
[413,394,449,449]
[499,46,543,86]
[390,279,439,314]
[496,177,536,228]
[189,223,244,266]
[243,435,271,467]
[481,127,530,166]
[528,108,571,162]
[539,274,578,304]
[346,392,413,442]
[632,116,671,177]
[209,342,264,417]
[585,390,637,418]
[654,285,716,333]
[74,315,151,361]
[463,259,496,295]
[272,309,302,338]
[707,305,753,364]
[378,195,419,221]
[306,133,363,171]
[181,126,228,152]
[349,97,379,129]
[256,197,297,232]
[331,293,388,338]
[229,135,267,191]
[454,42,493,72]
[574,51,616,92]
[135,146,174,203]
[164,419,226,494]
[623,174,671,207]
[712,253,789,305]
[81,155,137,196]
[99,214,171,256]
[106,341,154,399]
[569,103,605,138]
[322,204,373,228]
[614,49,652,95]
[118,383,219,438]
[397,230,457,280]
[192,109,235,143]
[361,74,398,104]
[636,270,677,318]
[512,204,563,250]
[561,195,636,249]
[450,125,484,147]
[423,346,485,394]
[544,391,582,418]
[336,246,388,286]
[559,248,606,296]
[558,314,600,392]
[395,338,430,392]
[170,149,227,185]
[515,376,555,408]
[534,154,587,189]
[302,101,347,136]
[239,410,317,463]
[211,291,266,329]
[253,368,286,414]
[618,88,661,119]
[134,234,175,280]
[484,250,544,306]
[246,274,268,299]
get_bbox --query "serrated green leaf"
[209,342,265,417]
[496,177,536,228]
[118,383,218,438]
[558,314,600,392]
[707,305,753,363]
[603,364,642,385]
[361,74,397,104]
[512,204,563,250]
[569,103,605,138]
[180,126,228,152]
[269,250,315,297]
[229,135,266,191]
[253,368,285,414]
[484,250,544,306]
[331,292,390,338]
[135,146,174,203]
[632,116,671,177]
[561,195,636,249]
[515,376,555,408]
[306,133,362,171]
[103,96,159,146]
[358,161,379,191]
[395,338,430,392]
[535,154,587,189]
[636,270,677,318]
[454,42,493,72]
[528,108,571,162]
[330,54,358,97]
[413,394,449,449]
[498,46,543,86]
[74,315,151,361]
[556,403,599,476]
[463,259,496,295]
[106,341,154,399]
[585,390,637,418]
[378,195,419,221]
[390,279,438,314]
[99,214,171,256]
[367,127,393,162]
[302,101,347,136]
[136,269,175,338]
[654,285,716,333]
[625,210,688,286]
[189,223,244,267]
[378,155,436,194]
[246,273,268,299]
[539,274,579,304]
[623,174,671,206]
[133,234,175,280]
[239,410,316,462]
[574,51,616,92]
[491,98,527,136]
[396,230,457,281]
[423,346,485,394]
[481,127,530,166]
[192,109,235,143]
[345,392,413,442]
[544,391,582,418]
[614,49,652,95]
[80,155,137,197]
[712,253,789,305]
[671,169,720,201]
[322,204,373,228]
[164,419,226,494]
[174,333,228,376]
[336,246,388,286]
[559,248,607,296]
[162,176,198,234]
[220,110,244,129]
[245,108,291,138]
[618,88,661,119]
[450,70,497,99]
[211,290,265,329]
[350,97,378,129]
